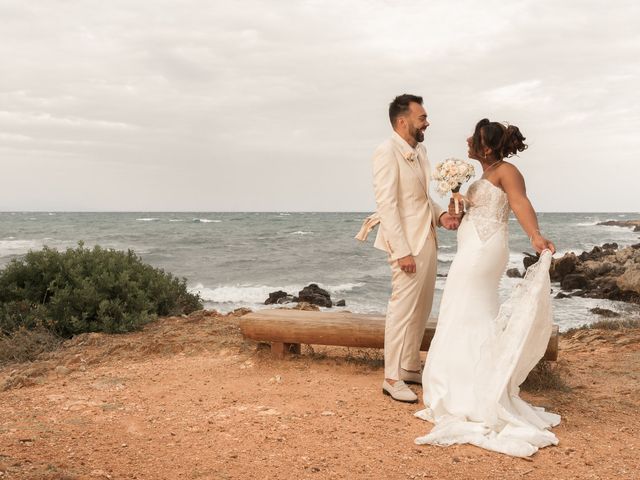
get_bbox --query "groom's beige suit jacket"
[372,131,443,261]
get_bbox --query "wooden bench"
[239,309,559,361]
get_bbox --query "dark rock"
[297,283,332,308]
[602,242,618,250]
[589,307,620,318]
[506,268,523,278]
[579,246,604,262]
[336,299,346,307]
[550,253,577,281]
[522,252,540,270]
[264,290,290,305]
[597,220,640,230]
[561,274,589,291]
[555,292,571,299]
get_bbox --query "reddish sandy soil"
[0,310,638,480]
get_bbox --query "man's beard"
[411,127,425,143]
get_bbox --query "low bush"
[0,243,202,338]
[0,327,62,364]
[522,361,570,392]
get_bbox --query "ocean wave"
[0,239,43,256]
[327,282,365,293]
[191,281,365,304]
[279,213,291,216]
[192,218,222,223]
[290,231,313,235]
[575,221,599,227]
[437,253,456,263]
[169,219,184,222]
[136,218,159,222]
[191,284,302,304]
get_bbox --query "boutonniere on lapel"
[403,151,417,163]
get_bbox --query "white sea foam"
[327,282,365,293]
[192,281,366,305]
[169,219,184,222]
[290,231,313,235]
[437,253,456,263]
[0,239,42,256]
[137,218,159,222]
[192,283,303,304]
[575,221,599,227]
[279,213,291,216]
[193,218,221,223]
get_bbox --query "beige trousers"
[384,231,437,380]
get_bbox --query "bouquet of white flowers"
[433,158,475,215]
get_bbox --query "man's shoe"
[382,380,418,403]
[400,369,422,385]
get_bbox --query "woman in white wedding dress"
[415,119,560,457]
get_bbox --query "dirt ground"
[0,310,639,480]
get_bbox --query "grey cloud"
[0,0,638,211]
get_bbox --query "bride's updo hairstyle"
[472,118,528,160]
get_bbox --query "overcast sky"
[1,0,639,212]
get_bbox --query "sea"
[1,211,639,332]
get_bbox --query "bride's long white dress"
[415,179,560,457]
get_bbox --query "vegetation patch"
[522,361,571,392]
[564,317,640,334]
[0,243,202,365]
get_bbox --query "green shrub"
[0,243,202,337]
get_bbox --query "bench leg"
[271,342,301,359]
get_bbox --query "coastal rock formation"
[597,220,640,232]
[506,268,523,278]
[589,307,620,318]
[264,290,294,305]
[525,241,640,304]
[265,284,338,308]
[297,284,333,308]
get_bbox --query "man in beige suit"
[373,94,459,403]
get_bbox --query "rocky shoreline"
[264,283,346,308]
[523,241,640,305]
[264,225,640,311]
[597,219,640,232]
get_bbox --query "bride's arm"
[499,164,556,254]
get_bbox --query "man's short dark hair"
[389,94,423,126]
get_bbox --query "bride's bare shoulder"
[498,161,523,179]
[495,161,526,191]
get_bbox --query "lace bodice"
[465,179,510,242]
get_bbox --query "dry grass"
[301,344,384,368]
[564,317,640,334]
[0,327,62,366]
[522,360,571,392]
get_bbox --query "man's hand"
[397,255,416,274]
[439,212,461,230]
